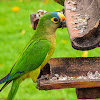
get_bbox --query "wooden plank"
[37,57,100,90]
[64,0,100,50]
[37,79,100,90]
[49,57,100,77]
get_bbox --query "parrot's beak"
[58,20,66,29]
[57,12,66,29]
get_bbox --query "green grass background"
[0,0,100,100]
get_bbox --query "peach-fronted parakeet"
[0,12,65,100]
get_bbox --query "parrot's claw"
[38,74,50,81]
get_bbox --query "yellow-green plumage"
[0,12,65,100]
[19,16,57,83]
[29,34,56,82]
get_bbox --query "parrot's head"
[50,12,66,29]
[38,12,66,32]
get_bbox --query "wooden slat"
[64,0,100,50]
[37,57,100,90]
[38,79,100,90]
[49,57,100,77]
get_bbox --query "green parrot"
[0,12,65,100]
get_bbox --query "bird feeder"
[37,57,100,99]
[30,0,100,99]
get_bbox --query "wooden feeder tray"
[30,1,100,99]
[37,57,100,99]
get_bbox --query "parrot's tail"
[0,73,10,84]
[0,81,11,92]
[7,78,22,100]
[0,73,11,92]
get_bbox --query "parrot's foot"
[36,74,51,90]
[38,74,49,81]
[36,74,51,83]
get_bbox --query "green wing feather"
[8,39,50,81]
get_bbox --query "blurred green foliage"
[0,0,99,100]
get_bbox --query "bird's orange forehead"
[57,12,65,21]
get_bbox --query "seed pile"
[39,71,100,81]
[66,0,77,5]
[66,0,77,12]
[50,71,100,81]
[33,9,47,20]
[31,9,48,30]
[72,14,90,34]
[66,0,90,34]
[37,9,47,17]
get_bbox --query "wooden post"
[76,87,100,99]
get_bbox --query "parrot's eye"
[51,17,59,23]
